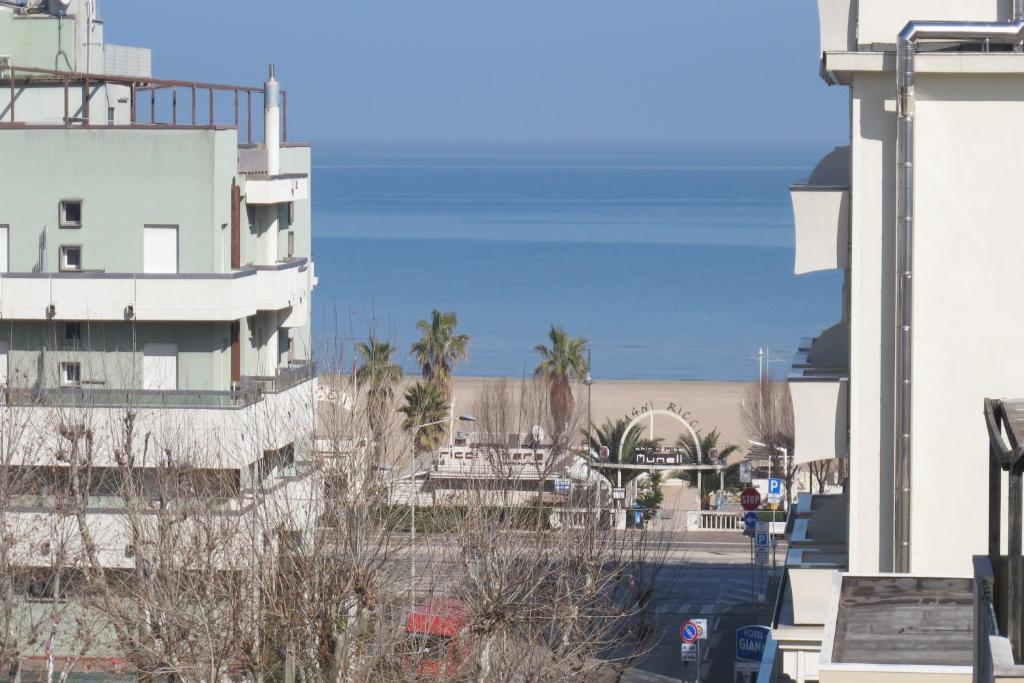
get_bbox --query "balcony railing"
[2,64,287,143]
[3,360,315,409]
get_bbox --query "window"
[287,201,295,226]
[63,322,82,344]
[59,362,81,387]
[59,245,82,272]
[59,200,82,228]
[287,230,295,258]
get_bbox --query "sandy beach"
[448,377,754,454]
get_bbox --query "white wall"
[849,73,895,574]
[909,73,1024,576]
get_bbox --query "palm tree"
[583,417,663,486]
[533,325,589,438]
[676,429,740,505]
[410,310,470,398]
[400,381,450,454]
[355,333,403,448]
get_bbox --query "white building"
[765,1,1024,681]
[0,2,320,672]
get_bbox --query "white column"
[265,65,281,176]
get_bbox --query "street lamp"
[583,350,593,457]
[408,413,476,609]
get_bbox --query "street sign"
[554,478,571,494]
[612,487,626,501]
[754,548,769,566]
[739,461,752,484]
[767,477,783,502]
[679,620,700,644]
[740,487,762,511]
[744,511,759,529]
[756,531,769,548]
[680,642,698,662]
[736,625,771,662]
[692,618,708,640]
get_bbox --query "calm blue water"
[310,145,841,381]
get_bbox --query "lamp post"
[583,350,593,456]
[408,413,476,610]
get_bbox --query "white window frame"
[59,361,82,387]
[59,245,82,272]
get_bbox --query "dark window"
[59,200,82,228]
[64,322,81,344]
[60,245,82,271]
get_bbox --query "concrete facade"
[770,0,1024,681]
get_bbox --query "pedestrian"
[708,490,717,510]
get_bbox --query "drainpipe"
[894,16,1024,573]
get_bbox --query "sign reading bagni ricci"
[623,401,701,430]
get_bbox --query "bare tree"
[742,375,797,506]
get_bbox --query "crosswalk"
[653,572,764,617]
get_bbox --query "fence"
[686,510,743,531]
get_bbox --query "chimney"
[264,65,281,176]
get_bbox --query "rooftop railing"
[2,63,288,144]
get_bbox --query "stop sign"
[740,487,762,511]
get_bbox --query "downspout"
[894,15,1024,573]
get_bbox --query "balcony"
[4,360,315,410]
[0,258,313,324]
[818,575,974,678]
[244,173,309,205]
[791,146,850,275]
[814,0,1005,56]
[790,321,849,465]
[815,0,856,54]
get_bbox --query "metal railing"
[3,360,315,409]
[3,63,287,144]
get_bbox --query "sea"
[309,145,841,381]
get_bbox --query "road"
[625,531,784,683]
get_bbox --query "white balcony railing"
[0,259,313,324]
[791,146,850,275]
[245,173,309,205]
[790,322,849,465]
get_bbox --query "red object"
[679,620,700,644]
[404,599,471,680]
[740,487,762,511]
[406,598,468,637]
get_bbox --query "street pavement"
[626,530,784,683]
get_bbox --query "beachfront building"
[765,0,1024,681]
[0,0,317,672]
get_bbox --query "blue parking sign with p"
[768,478,783,496]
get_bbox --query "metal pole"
[150,87,156,125]
[9,68,14,123]
[1009,454,1023,657]
[172,88,177,125]
[409,426,418,614]
[209,88,214,125]
[191,84,196,125]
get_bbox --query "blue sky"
[102,1,847,147]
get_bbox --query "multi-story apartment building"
[762,1,1024,681]
[0,1,318,667]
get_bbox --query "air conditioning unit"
[0,56,11,80]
